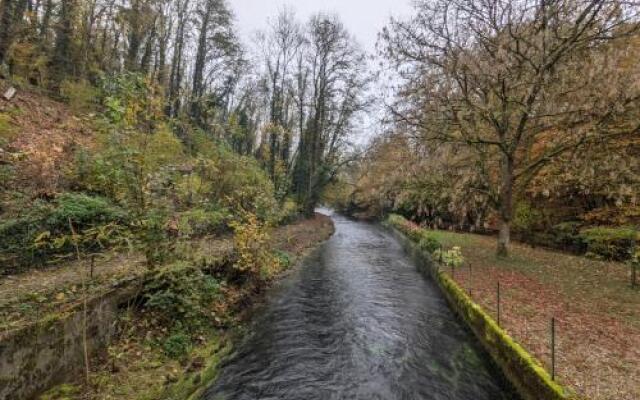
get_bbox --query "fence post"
[468,262,472,296]
[90,254,95,279]
[632,261,637,289]
[439,244,443,264]
[497,281,501,327]
[551,317,556,381]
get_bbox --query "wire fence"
[435,253,640,400]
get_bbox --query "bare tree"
[257,8,305,178]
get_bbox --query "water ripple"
[202,214,517,400]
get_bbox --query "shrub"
[143,262,221,331]
[273,199,300,225]
[59,79,98,114]
[549,221,585,252]
[230,213,280,280]
[163,333,192,359]
[579,227,638,261]
[47,193,127,231]
[0,194,128,271]
[513,201,543,232]
[418,233,441,254]
[177,207,231,238]
[387,214,442,254]
[434,246,465,267]
[274,250,292,269]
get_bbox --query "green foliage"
[136,207,172,267]
[386,214,442,254]
[162,333,192,360]
[212,146,279,223]
[434,246,465,267]
[99,73,163,128]
[38,383,82,400]
[0,112,17,143]
[513,202,543,232]
[59,79,98,114]
[273,199,300,225]
[48,193,127,229]
[579,227,638,261]
[143,262,221,331]
[177,207,231,238]
[0,194,128,271]
[274,250,292,270]
[418,235,441,254]
[230,213,280,280]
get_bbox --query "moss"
[438,272,569,399]
[160,336,232,400]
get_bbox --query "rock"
[2,87,16,101]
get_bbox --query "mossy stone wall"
[387,227,577,400]
[0,285,138,400]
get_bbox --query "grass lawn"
[429,230,639,400]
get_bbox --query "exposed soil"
[0,82,93,201]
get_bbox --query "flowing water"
[202,212,517,400]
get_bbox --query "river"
[202,211,517,400]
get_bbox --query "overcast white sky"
[230,0,415,53]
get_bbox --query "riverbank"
[1,214,334,400]
[398,221,639,400]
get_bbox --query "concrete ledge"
[0,283,140,400]
[387,225,576,400]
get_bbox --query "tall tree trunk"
[497,154,515,257]
[39,0,53,42]
[167,0,188,116]
[52,0,77,83]
[191,0,211,124]
[0,0,15,64]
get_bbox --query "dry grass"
[430,229,640,400]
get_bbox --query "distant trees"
[292,15,369,214]
[257,9,304,182]
[382,0,640,255]
[249,11,369,212]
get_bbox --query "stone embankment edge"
[386,225,579,400]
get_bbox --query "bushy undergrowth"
[579,226,638,261]
[0,74,300,272]
[143,262,222,332]
[386,214,441,254]
[231,213,282,281]
[525,223,638,261]
[0,193,128,271]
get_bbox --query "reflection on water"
[203,213,517,400]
